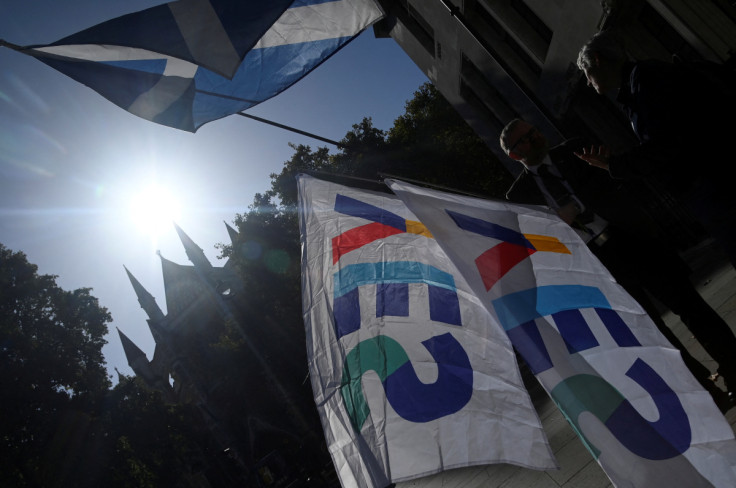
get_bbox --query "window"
[639,4,701,60]
[471,1,543,77]
[397,0,435,56]
[510,0,552,45]
[460,54,518,127]
[475,0,551,63]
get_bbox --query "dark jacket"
[609,60,734,194]
[506,138,655,237]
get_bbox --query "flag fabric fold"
[47,0,295,78]
[297,174,556,488]
[386,178,736,488]
[20,0,383,132]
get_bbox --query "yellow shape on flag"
[524,234,571,254]
[406,220,434,238]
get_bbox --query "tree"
[264,82,512,210]
[1,245,240,487]
[98,375,240,488]
[385,83,513,195]
[0,244,111,486]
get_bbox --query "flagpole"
[378,172,505,202]
[302,169,507,203]
[0,39,23,51]
[300,170,392,195]
[236,113,345,148]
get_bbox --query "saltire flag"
[297,174,557,488]
[386,178,736,488]
[13,0,383,132]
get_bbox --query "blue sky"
[0,1,428,380]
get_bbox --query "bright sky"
[0,1,428,381]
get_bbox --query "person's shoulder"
[629,59,677,86]
[632,59,673,73]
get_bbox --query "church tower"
[119,222,315,473]
[117,327,174,402]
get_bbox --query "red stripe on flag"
[475,242,536,290]
[332,222,405,264]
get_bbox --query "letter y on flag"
[298,174,556,488]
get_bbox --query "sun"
[128,184,182,237]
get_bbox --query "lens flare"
[128,184,182,237]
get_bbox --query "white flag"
[297,174,556,488]
[387,178,736,488]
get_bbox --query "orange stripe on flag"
[406,220,433,238]
[524,234,571,254]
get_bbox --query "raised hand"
[575,145,611,170]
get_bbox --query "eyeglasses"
[508,127,537,153]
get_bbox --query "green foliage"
[223,197,325,464]
[385,83,513,194]
[258,82,512,214]
[0,245,239,487]
[99,376,224,488]
[0,244,112,486]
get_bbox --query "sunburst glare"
[128,184,182,238]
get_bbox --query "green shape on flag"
[340,335,410,431]
[550,374,625,459]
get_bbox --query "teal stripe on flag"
[334,261,457,298]
[493,285,611,330]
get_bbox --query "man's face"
[507,122,548,166]
[583,66,605,94]
[582,55,617,95]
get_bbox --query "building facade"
[371,1,735,487]
[374,0,736,246]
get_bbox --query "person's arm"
[556,200,581,225]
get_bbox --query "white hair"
[577,30,627,71]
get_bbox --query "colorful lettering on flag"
[388,178,736,488]
[16,0,383,131]
[298,174,556,488]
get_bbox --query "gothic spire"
[174,223,212,269]
[117,327,147,365]
[114,367,126,384]
[225,221,239,245]
[118,328,174,399]
[124,265,165,322]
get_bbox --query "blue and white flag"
[387,178,736,488]
[18,0,383,131]
[298,174,556,488]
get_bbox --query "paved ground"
[398,239,736,488]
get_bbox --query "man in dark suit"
[500,118,736,410]
[574,30,736,268]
